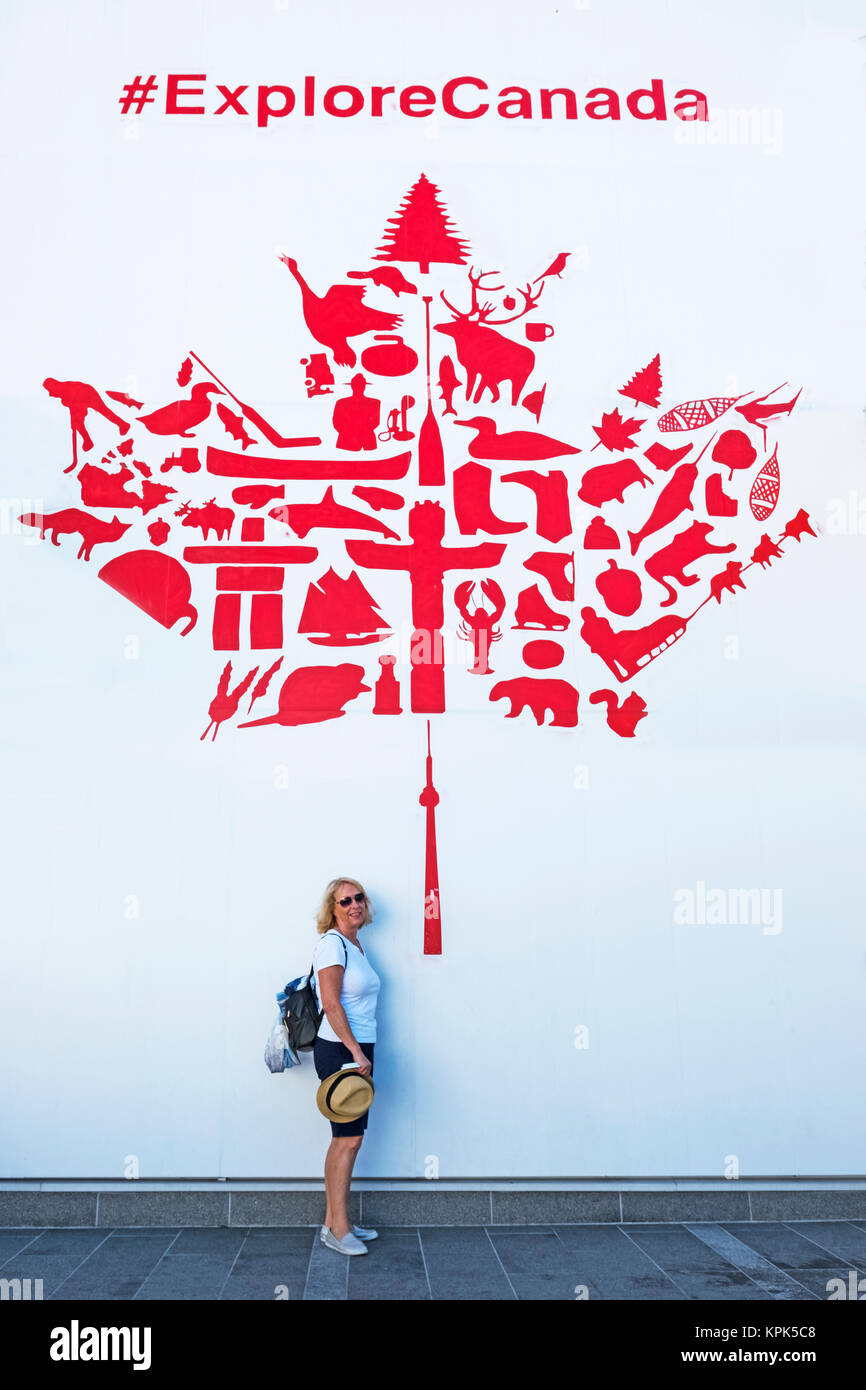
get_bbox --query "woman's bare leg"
[324,1135,363,1239]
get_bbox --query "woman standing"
[312,876,381,1256]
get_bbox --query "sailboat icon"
[299,567,392,646]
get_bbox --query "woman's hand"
[351,1047,372,1076]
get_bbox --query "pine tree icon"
[618,353,663,409]
[373,173,469,275]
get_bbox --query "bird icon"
[454,416,580,461]
[532,252,570,284]
[280,256,402,367]
[137,383,222,437]
[346,266,418,297]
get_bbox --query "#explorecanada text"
[118,73,710,128]
[50,1321,151,1372]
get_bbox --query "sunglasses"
[337,893,366,908]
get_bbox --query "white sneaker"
[352,1224,378,1241]
[320,1226,368,1256]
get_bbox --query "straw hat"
[316,1065,375,1122]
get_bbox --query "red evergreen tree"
[374,173,469,275]
[618,353,662,409]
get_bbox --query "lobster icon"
[454,577,506,676]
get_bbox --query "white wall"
[1,0,864,1179]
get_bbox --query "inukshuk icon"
[23,172,816,953]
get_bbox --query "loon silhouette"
[454,416,580,461]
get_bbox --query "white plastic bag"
[264,1013,300,1073]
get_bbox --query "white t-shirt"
[313,930,380,1045]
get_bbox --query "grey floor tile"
[134,1287,220,1301]
[582,1275,688,1301]
[509,1275,583,1300]
[784,1267,864,1300]
[618,1222,696,1232]
[348,1230,430,1301]
[684,1223,815,1300]
[234,1229,315,1257]
[0,1233,113,1297]
[720,1223,843,1271]
[134,1252,239,1300]
[105,1228,182,1239]
[227,1236,312,1301]
[303,1235,349,1301]
[488,1230,596,1300]
[785,1221,866,1271]
[487,1230,562,1271]
[486,1225,557,1236]
[684,1277,776,1301]
[8,1220,852,1303]
[419,1228,516,1300]
[52,1233,179,1298]
[620,1226,749,1275]
[0,1231,44,1263]
[10,1230,108,1260]
[49,1278,146,1300]
[767,1284,821,1301]
[554,1224,691,1285]
[230,1252,310,1278]
[221,1273,303,1300]
[428,1274,515,1301]
[166,1228,247,1256]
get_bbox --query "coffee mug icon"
[526,322,554,342]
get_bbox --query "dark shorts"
[313,1037,375,1138]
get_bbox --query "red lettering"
[214,84,248,116]
[674,89,709,121]
[323,85,364,117]
[304,75,315,115]
[371,85,395,117]
[400,85,435,117]
[626,78,667,120]
[585,88,621,120]
[540,88,578,120]
[257,85,296,127]
[166,74,206,115]
[442,76,488,119]
[497,87,532,119]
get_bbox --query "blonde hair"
[315,876,375,934]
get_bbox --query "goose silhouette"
[280,256,402,367]
[137,383,222,437]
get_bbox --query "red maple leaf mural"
[591,407,646,452]
[21,172,817,955]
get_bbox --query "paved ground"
[2,1221,865,1300]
